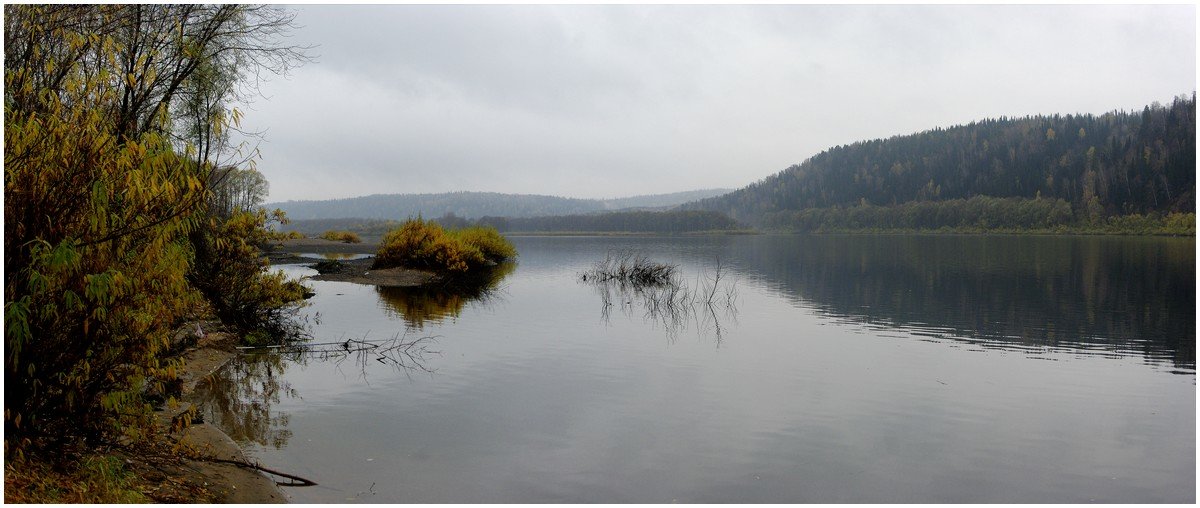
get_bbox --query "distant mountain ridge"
[267,189,732,221]
[271,98,1194,234]
[596,189,736,210]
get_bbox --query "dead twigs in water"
[581,251,739,344]
[237,333,441,377]
[581,250,677,287]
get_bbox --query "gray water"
[199,235,1195,503]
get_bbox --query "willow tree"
[4,4,308,453]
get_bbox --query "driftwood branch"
[237,333,441,380]
[116,441,319,488]
[197,455,317,487]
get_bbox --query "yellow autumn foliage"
[4,5,309,454]
[374,218,516,273]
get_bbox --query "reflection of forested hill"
[721,235,1195,370]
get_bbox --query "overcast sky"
[237,4,1196,203]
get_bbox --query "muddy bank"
[158,326,289,503]
[274,237,380,253]
[266,238,439,287]
[268,237,379,254]
[305,256,440,286]
[264,238,378,264]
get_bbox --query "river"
[198,234,1195,503]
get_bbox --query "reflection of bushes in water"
[377,287,467,329]
[376,262,515,329]
[316,252,367,260]
[191,352,298,449]
[193,335,440,448]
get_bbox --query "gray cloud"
[233,5,1195,202]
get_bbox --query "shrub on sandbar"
[449,226,517,262]
[320,230,362,243]
[374,218,515,273]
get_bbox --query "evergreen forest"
[687,95,1195,233]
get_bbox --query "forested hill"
[268,189,731,220]
[686,95,1195,228]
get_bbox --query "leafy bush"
[268,230,305,241]
[4,3,310,464]
[1163,212,1196,235]
[6,89,204,449]
[320,230,362,243]
[374,218,516,273]
[188,209,310,341]
[450,226,518,261]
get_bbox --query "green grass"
[6,454,151,503]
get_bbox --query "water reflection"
[193,352,297,449]
[194,333,441,451]
[298,252,373,261]
[376,262,515,329]
[206,236,1193,503]
[726,235,1195,370]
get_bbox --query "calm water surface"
[198,235,1195,503]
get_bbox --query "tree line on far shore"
[280,210,746,240]
[280,96,1198,238]
[686,95,1196,233]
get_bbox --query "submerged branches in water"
[196,333,438,454]
[582,251,739,344]
[331,334,441,379]
[237,333,441,378]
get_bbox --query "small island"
[269,218,517,287]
